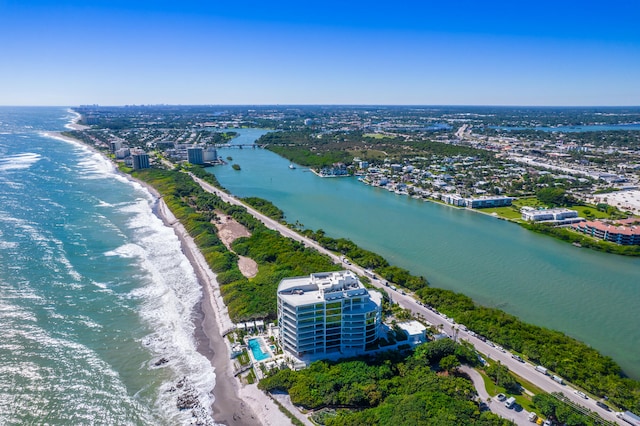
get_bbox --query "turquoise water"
[248,338,270,361]
[211,129,640,379]
[0,108,215,425]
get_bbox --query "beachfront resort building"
[277,271,382,359]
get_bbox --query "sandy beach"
[155,187,290,425]
[50,126,290,425]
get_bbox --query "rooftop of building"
[573,220,640,236]
[278,270,377,306]
[521,206,575,214]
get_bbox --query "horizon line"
[2,104,640,109]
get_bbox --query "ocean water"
[0,108,215,425]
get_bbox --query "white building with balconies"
[277,271,382,360]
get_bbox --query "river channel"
[210,129,640,379]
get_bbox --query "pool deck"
[245,335,286,380]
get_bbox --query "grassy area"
[571,204,611,219]
[513,196,544,208]
[478,369,501,396]
[513,196,618,221]
[246,369,256,384]
[363,133,393,139]
[238,350,250,366]
[478,369,537,412]
[347,148,388,160]
[479,206,523,220]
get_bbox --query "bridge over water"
[213,144,266,149]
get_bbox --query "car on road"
[512,354,524,362]
[505,396,516,409]
[496,393,506,401]
[575,390,588,399]
[596,401,610,411]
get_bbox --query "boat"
[572,242,582,248]
[289,163,296,169]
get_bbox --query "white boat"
[289,163,296,169]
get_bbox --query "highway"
[190,173,623,426]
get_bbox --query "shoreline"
[47,128,288,425]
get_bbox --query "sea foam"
[113,195,217,425]
[0,152,41,171]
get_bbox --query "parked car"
[496,393,506,401]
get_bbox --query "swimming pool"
[248,338,271,361]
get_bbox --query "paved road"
[190,174,622,426]
[461,366,532,425]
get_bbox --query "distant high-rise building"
[110,140,123,152]
[132,151,150,170]
[187,147,204,165]
[115,147,130,159]
[203,147,218,162]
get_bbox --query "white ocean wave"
[104,243,146,259]
[0,318,155,425]
[118,195,216,424]
[0,240,18,249]
[0,152,41,171]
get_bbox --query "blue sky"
[1,0,639,106]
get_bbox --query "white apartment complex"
[521,206,583,225]
[277,271,382,359]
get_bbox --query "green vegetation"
[259,340,511,426]
[131,167,337,322]
[524,222,640,256]
[477,206,523,220]
[238,351,250,366]
[532,393,607,426]
[535,187,574,207]
[130,165,640,413]
[415,286,640,412]
[300,229,427,289]
[485,362,519,394]
[242,197,285,221]
[257,130,491,169]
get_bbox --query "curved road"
[191,174,622,426]
[460,365,531,426]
